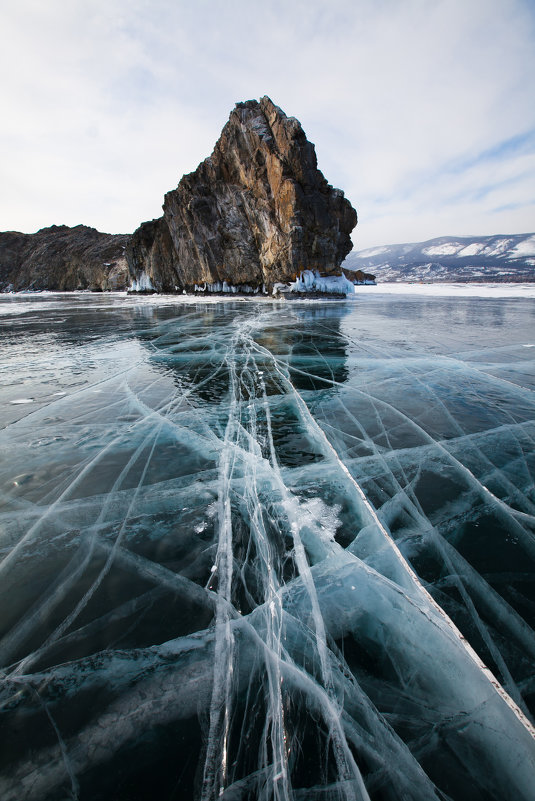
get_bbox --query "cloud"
[1,0,534,248]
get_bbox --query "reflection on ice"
[0,293,534,800]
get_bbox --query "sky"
[1,0,534,250]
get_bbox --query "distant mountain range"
[343,233,535,282]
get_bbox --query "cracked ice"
[0,290,534,801]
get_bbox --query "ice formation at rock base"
[129,270,375,297]
[0,291,534,801]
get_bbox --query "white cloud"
[1,0,534,248]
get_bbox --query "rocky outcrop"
[1,98,358,295]
[0,225,129,292]
[127,96,357,292]
[342,266,376,284]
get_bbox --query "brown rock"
[342,267,376,284]
[127,97,358,292]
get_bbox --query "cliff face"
[0,225,129,292]
[127,97,358,292]
[1,98,357,294]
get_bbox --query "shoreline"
[1,282,535,302]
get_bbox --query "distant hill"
[343,233,535,282]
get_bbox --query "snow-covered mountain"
[343,233,535,282]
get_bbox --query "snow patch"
[481,239,513,257]
[423,243,463,256]
[458,243,485,257]
[509,235,535,258]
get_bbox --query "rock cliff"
[127,96,358,292]
[0,225,129,292]
[341,266,376,284]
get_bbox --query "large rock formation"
[0,98,358,295]
[127,96,358,292]
[0,225,129,292]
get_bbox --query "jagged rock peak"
[127,96,358,293]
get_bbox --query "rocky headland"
[127,96,359,293]
[0,225,129,292]
[1,97,374,295]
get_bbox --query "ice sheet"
[0,291,534,801]
[352,282,535,298]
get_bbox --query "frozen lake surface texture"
[0,289,535,801]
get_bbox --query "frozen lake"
[0,289,534,800]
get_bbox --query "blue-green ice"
[0,290,534,801]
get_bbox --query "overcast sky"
[1,0,534,249]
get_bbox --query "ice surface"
[0,291,534,800]
[351,281,535,298]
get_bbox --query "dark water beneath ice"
[0,290,534,801]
